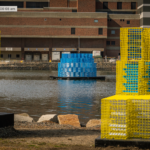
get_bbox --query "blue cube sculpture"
[58,53,97,77]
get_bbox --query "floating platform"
[0,113,14,128]
[49,76,105,80]
[95,136,150,149]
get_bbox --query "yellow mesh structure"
[116,60,150,95]
[101,95,130,140]
[101,28,150,140]
[101,95,150,139]
[0,31,1,59]
[120,28,150,61]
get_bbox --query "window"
[120,19,122,21]
[94,20,98,23]
[106,41,110,45]
[111,30,115,34]
[108,19,112,21]
[111,41,115,45]
[0,54,3,58]
[8,54,11,58]
[72,9,77,12]
[0,1,23,8]
[127,20,130,24]
[71,28,75,34]
[16,54,20,58]
[117,2,122,9]
[131,2,136,9]
[26,2,48,8]
[99,28,103,35]
[103,2,108,9]
[123,19,124,22]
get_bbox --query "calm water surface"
[0,70,116,123]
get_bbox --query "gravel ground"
[0,122,148,150]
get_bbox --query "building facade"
[0,0,142,61]
[138,0,150,28]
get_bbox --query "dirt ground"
[0,122,149,150]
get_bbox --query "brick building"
[0,0,142,61]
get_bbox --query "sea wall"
[0,62,116,71]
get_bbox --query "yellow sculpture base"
[101,95,150,140]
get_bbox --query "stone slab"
[37,114,58,123]
[14,113,33,122]
[95,135,150,149]
[58,114,80,127]
[0,112,14,128]
[86,119,101,127]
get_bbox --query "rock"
[14,113,33,123]
[58,114,80,128]
[86,119,101,128]
[37,114,58,123]
[17,113,30,117]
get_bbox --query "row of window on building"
[108,19,130,24]
[0,54,49,61]
[0,2,48,8]
[103,2,136,10]
[71,28,103,35]
[0,1,136,9]
[1,54,20,58]
[106,41,116,46]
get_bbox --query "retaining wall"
[0,62,116,71]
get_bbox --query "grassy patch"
[38,142,46,146]
[54,144,68,148]
[28,144,37,147]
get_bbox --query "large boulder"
[86,119,101,128]
[58,114,80,127]
[37,114,58,123]
[14,113,33,123]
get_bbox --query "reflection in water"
[0,70,116,123]
[57,80,98,122]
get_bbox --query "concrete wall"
[0,62,116,71]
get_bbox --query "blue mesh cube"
[71,54,74,58]
[62,63,65,68]
[70,72,74,77]
[64,68,67,72]
[60,68,64,72]
[66,72,70,77]
[77,68,81,72]
[74,54,78,58]
[85,72,89,77]
[66,63,70,67]
[73,67,78,72]
[68,68,73,72]
[58,53,97,77]
[75,72,80,77]
[80,63,84,67]
[68,54,72,58]
[80,72,85,77]
[70,63,74,67]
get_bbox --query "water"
[0,70,116,123]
